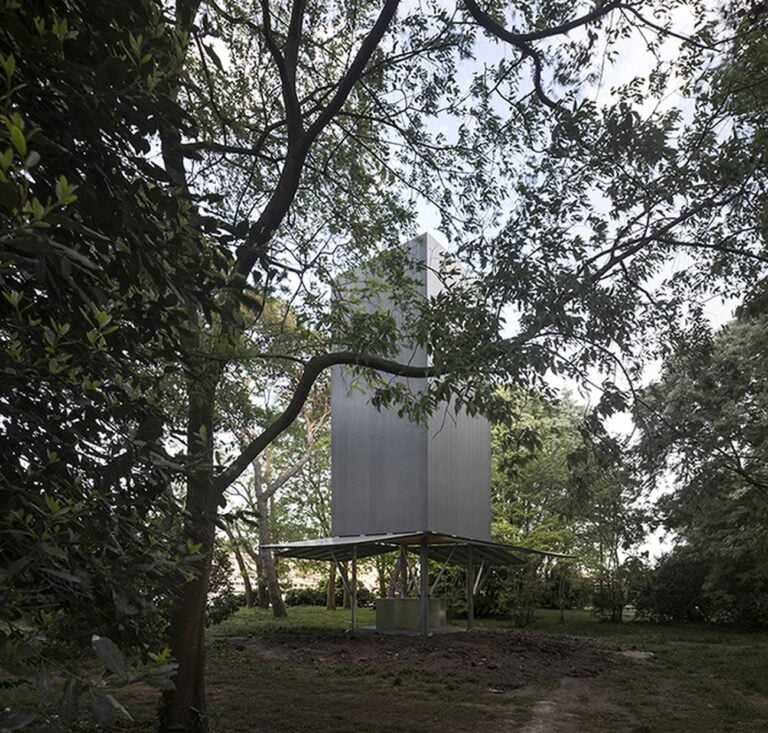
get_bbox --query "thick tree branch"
[215,351,436,491]
[177,0,203,35]
[260,0,303,140]
[305,0,400,144]
[234,0,399,279]
[285,0,306,78]
[462,0,624,46]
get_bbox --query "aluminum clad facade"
[331,233,491,541]
[426,404,491,540]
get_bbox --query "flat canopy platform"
[265,530,567,566]
[265,532,571,635]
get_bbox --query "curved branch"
[305,0,400,142]
[215,351,437,491]
[462,0,624,46]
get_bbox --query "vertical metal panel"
[331,367,428,535]
[427,404,491,540]
[331,234,491,540]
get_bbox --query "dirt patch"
[516,676,637,733]
[220,628,612,690]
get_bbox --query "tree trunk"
[232,542,254,608]
[340,562,351,609]
[241,541,269,608]
[255,551,269,608]
[326,563,337,610]
[257,491,286,618]
[160,372,219,732]
[223,524,254,608]
[159,510,215,732]
[375,555,387,598]
[388,556,403,598]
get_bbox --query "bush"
[592,582,627,623]
[284,580,376,608]
[206,546,244,625]
[208,592,245,625]
[285,586,326,606]
[442,564,543,625]
[635,548,711,623]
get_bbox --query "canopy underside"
[264,531,568,566]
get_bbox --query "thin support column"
[466,546,475,630]
[351,546,358,632]
[400,545,408,598]
[419,535,430,636]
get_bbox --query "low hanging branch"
[214,351,438,492]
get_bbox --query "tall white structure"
[266,234,546,634]
[331,233,491,541]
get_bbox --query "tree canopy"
[637,312,768,626]
[2,0,768,729]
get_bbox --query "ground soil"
[223,627,612,691]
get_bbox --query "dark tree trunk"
[339,562,350,609]
[160,371,219,732]
[159,510,215,732]
[257,565,269,608]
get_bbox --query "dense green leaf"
[91,635,126,678]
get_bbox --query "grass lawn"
[485,608,768,732]
[3,606,768,731]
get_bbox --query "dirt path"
[513,675,637,732]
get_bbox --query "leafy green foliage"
[635,547,711,623]
[284,580,374,608]
[492,389,584,552]
[0,0,220,725]
[207,546,245,626]
[3,0,768,727]
[489,389,648,623]
[637,313,768,627]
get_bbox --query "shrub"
[285,586,326,606]
[635,548,711,623]
[206,546,244,625]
